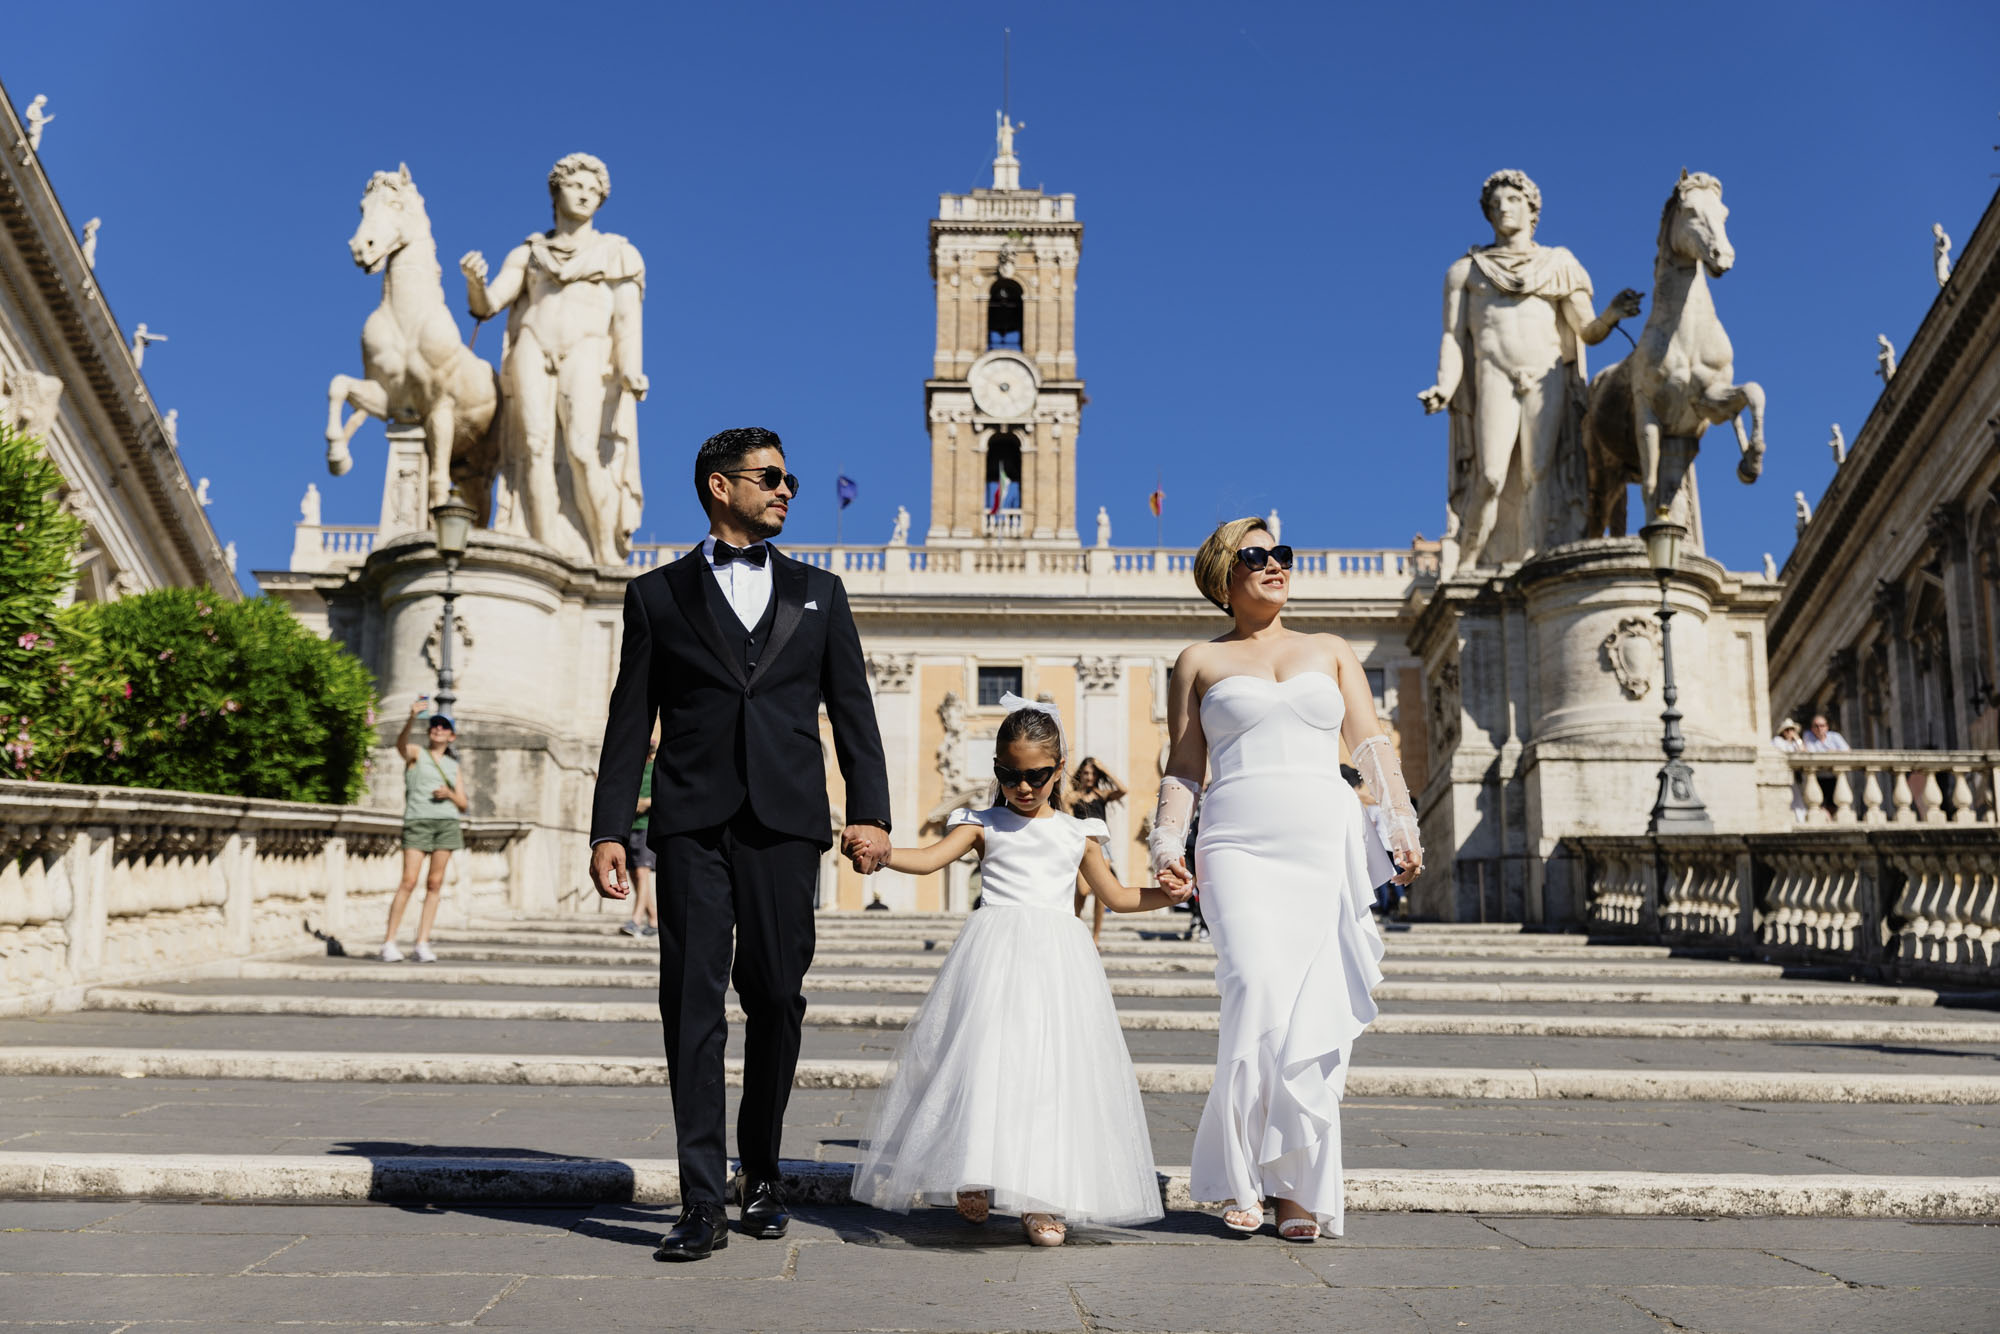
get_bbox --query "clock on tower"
[924,112,1084,545]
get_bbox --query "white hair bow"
[997,691,1065,750]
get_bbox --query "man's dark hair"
[694,427,784,513]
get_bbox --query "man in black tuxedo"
[588,426,891,1261]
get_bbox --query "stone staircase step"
[1,1150,1991,1219]
[78,988,2000,1043]
[231,960,1989,1006]
[6,1047,1998,1102]
[404,941,1802,980]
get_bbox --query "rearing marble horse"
[1584,170,1766,539]
[325,165,499,521]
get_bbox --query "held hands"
[841,824,890,874]
[1390,846,1424,887]
[1157,858,1193,897]
[589,840,632,901]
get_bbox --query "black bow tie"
[712,541,768,568]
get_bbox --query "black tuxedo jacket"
[589,545,891,849]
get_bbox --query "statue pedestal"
[324,528,636,913]
[1408,539,1788,923]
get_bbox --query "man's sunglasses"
[1236,545,1294,572]
[717,466,801,494]
[994,761,1058,788]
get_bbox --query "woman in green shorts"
[380,697,468,962]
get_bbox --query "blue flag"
[836,475,857,509]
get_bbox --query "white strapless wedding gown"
[1192,673,1385,1234]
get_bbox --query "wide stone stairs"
[3,909,1999,1220]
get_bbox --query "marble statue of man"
[24,95,52,152]
[1933,223,1953,287]
[1096,505,1112,548]
[81,217,99,268]
[890,505,910,545]
[1875,334,1897,384]
[196,477,211,507]
[1828,423,1845,465]
[130,323,166,369]
[461,153,647,565]
[1762,552,1778,581]
[162,409,178,446]
[1794,490,1812,534]
[1265,509,1282,544]
[301,483,322,527]
[1419,170,1641,574]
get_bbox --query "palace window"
[977,666,1022,708]
[987,278,1024,348]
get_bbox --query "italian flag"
[991,460,1011,514]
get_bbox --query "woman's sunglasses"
[717,466,801,494]
[1235,545,1294,572]
[994,761,1058,788]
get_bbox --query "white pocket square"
[804,600,819,610]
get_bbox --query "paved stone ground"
[3,912,1998,1331]
[2,1201,1995,1332]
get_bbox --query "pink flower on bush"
[222,698,240,714]
[16,632,39,649]
[159,649,174,661]
[176,713,187,728]
[122,682,133,699]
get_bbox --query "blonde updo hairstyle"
[1192,516,1272,614]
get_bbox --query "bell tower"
[925,113,1083,545]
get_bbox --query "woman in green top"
[380,697,468,962]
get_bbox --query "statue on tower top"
[993,111,1024,191]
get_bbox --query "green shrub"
[2,418,377,802]
[40,590,377,804]
[0,422,83,772]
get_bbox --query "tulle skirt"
[850,904,1164,1226]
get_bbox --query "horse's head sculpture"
[349,164,429,274]
[1657,170,1733,280]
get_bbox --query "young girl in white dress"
[850,697,1189,1246]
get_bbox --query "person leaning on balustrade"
[1800,714,1851,820]
[1771,722,1808,823]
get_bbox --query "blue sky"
[10,0,1998,586]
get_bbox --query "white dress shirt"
[703,534,773,630]
[1802,729,1850,753]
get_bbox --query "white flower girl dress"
[850,804,1164,1226]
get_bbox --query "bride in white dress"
[1150,517,1423,1241]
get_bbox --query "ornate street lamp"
[1641,520,1712,833]
[429,488,476,718]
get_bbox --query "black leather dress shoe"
[740,1178,790,1240]
[654,1202,729,1261]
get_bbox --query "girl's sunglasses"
[994,761,1058,788]
[1236,545,1294,572]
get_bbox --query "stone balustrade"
[629,541,1435,600]
[288,524,378,573]
[1782,749,2000,825]
[1568,828,2000,987]
[0,781,525,1013]
[280,525,1439,603]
